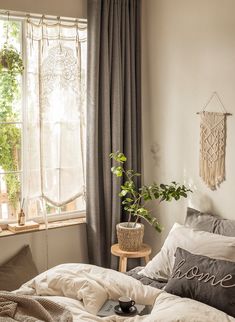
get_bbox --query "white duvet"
[15,263,235,322]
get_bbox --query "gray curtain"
[86,0,142,268]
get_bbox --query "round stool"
[111,243,152,272]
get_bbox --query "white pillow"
[139,223,235,280]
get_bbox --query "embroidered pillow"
[165,248,235,318]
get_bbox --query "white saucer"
[114,305,137,316]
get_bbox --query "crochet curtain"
[24,19,87,213]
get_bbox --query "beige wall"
[0,224,88,272]
[142,0,235,255]
[0,0,87,18]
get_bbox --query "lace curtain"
[24,18,87,213]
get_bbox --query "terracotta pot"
[116,222,144,251]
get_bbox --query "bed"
[2,207,235,321]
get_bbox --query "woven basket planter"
[116,222,144,251]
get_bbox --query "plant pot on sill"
[116,222,144,251]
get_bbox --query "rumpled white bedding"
[14,263,235,322]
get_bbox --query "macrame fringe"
[199,155,225,190]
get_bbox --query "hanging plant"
[0,43,24,74]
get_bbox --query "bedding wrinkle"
[14,263,235,322]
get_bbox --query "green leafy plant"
[0,21,23,213]
[0,43,24,75]
[110,151,192,232]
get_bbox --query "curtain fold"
[87,0,142,268]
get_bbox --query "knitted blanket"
[0,291,72,322]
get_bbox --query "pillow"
[185,207,235,237]
[165,248,235,318]
[0,245,38,291]
[138,223,235,280]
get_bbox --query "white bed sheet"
[15,263,235,322]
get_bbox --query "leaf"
[143,195,152,201]
[111,166,123,177]
[152,221,163,233]
[119,190,128,197]
[153,192,160,199]
[125,207,134,212]
[117,152,127,162]
[109,151,127,163]
[125,198,133,202]
[137,207,148,214]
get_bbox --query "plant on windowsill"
[110,151,192,251]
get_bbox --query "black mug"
[118,296,135,312]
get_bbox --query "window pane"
[60,197,86,213]
[0,20,21,49]
[0,124,22,172]
[26,199,60,219]
[27,196,85,219]
[0,17,87,222]
[0,20,22,122]
[0,172,21,220]
[45,202,60,216]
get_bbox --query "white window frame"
[0,16,87,224]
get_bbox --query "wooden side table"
[111,243,152,273]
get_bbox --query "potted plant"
[110,151,191,251]
[0,43,24,74]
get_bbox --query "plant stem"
[127,213,132,227]
[134,215,139,226]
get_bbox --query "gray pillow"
[185,207,235,237]
[0,245,38,291]
[165,247,235,318]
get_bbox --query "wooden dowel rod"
[196,112,232,115]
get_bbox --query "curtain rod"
[0,9,87,24]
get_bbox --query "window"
[0,15,87,222]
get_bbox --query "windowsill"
[0,216,86,238]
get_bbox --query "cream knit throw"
[199,112,226,190]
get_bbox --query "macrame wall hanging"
[197,92,232,190]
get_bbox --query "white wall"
[0,0,87,18]
[0,224,88,273]
[142,0,235,255]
